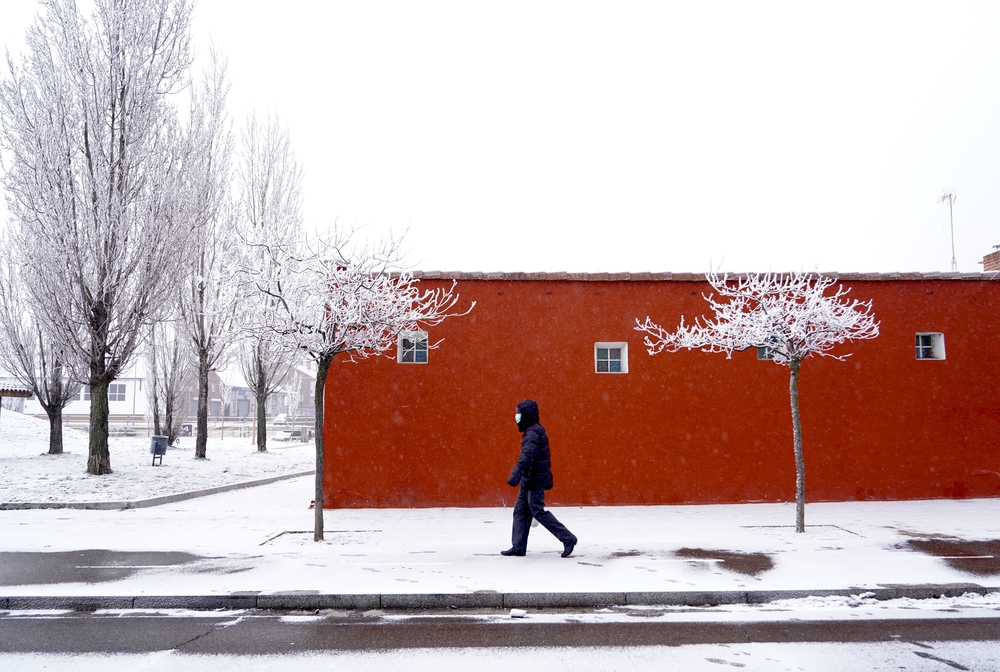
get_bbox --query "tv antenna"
[937,190,957,271]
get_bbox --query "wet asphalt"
[0,610,998,653]
[0,550,204,586]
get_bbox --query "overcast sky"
[3,1,1000,274]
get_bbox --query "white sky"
[3,1,1000,273]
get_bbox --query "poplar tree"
[0,0,196,474]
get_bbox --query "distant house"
[6,369,149,426]
[0,382,32,425]
[321,270,1000,508]
[4,358,317,431]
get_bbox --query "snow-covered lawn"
[0,410,314,503]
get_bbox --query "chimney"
[984,245,1000,272]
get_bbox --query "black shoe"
[561,538,577,558]
[500,548,526,556]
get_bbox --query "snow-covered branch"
[239,226,472,364]
[636,271,880,366]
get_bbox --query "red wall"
[322,275,1000,508]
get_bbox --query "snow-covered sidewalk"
[2,475,999,602]
[0,410,314,503]
[2,409,999,606]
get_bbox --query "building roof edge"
[409,271,1000,282]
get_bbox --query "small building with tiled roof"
[0,382,32,428]
[0,382,32,398]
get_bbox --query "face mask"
[515,413,521,424]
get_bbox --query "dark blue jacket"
[508,399,554,490]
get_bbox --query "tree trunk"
[152,398,162,436]
[148,326,162,437]
[789,359,805,533]
[44,358,65,454]
[45,405,64,455]
[256,354,268,452]
[165,392,176,446]
[195,349,209,458]
[87,378,112,475]
[314,353,332,541]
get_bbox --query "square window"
[398,331,429,364]
[915,332,945,360]
[595,342,628,374]
[108,383,125,402]
[756,347,774,360]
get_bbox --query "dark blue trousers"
[511,486,576,552]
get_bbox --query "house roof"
[410,271,1000,282]
[0,383,32,398]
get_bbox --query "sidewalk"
[1,474,998,611]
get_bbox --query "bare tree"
[218,373,234,437]
[0,0,196,474]
[178,52,237,459]
[240,226,474,541]
[144,319,193,446]
[233,112,303,452]
[235,335,290,452]
[0,237,81,454]
[636,271,880,533]
[284,370,304,426]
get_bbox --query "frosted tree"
[240,227,473,541]
[0,236,82,454]
[177,52,238,460]
[233,112,303,452]
[636,271,879,533]
[0,0,196,474]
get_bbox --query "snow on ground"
[0,410,314,503]
[2,473,999,598]
[6,590,1000,622]
[1,407,999,601]
[3,640,1000,672]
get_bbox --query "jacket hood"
[516,399,539,432]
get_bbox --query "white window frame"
[397,330,429,364]
[108,383,126,402]
[915,332,946,360]
[595,342,628,374]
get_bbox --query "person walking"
[501,399,578,558]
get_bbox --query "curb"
[0,471,314,511]
[3,584,997,612]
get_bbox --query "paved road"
[1,611,998,654]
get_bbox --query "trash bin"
[150,435,168,466]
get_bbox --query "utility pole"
[938,190,957,271]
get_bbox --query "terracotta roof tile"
[0,383,32,397]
